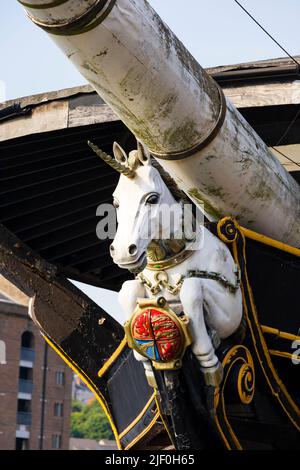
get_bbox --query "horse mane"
[150,157,189,203]
[150,157,210,230]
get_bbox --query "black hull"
[1,219,300,449]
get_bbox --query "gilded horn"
[87,141,135,178]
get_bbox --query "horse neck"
[146,193,181,260]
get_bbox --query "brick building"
[0,293,72,450]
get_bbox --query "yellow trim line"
[269,350,295,360]
[98,337,127,377]
[231,237,300,432]
[240,226,300,258]
[119,392,156,439]
[262,325,300,343]
[42,334,122,449]
[124,412,160,450]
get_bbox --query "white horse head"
[111,142,185,272]
[89,141,184,273]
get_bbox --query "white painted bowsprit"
[17,0,300,246]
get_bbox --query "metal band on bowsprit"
[18,0,69,9]
[23,0,117,36]
[150,84,227,161]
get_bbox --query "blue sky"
[1,0,300,102]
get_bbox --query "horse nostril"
[110,244,115,253]
[128,244,137,256]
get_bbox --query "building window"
[21,331,34,349]
[54,402,64,417]
[17,399,32,426]
[52,433,62,449]
[17,399,31,413]
[55,370,65,386]
[16,438,29,450]
[20,331,35,363]
[19,367,33,381]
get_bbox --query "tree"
[71,399,114,440]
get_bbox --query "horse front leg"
[118,280,156,388]
[180,278,223,386]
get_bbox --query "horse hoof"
[201,362,224,387]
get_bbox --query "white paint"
[19,360,33,368]
[0,100,68,142]
[16,427,30,439]
[18,392,32,400]
[113,146,242,379]
[111,143,182,272]
[21,0,96,25]
[162,100,300,246]
[223,80,300,108]
[0,340,6,365]
[20,0,218,155]
[20,0,300,246]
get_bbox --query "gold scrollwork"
[213,345,255,450]
[217,217,239,244]
[222,345,255,406]
[237,362,255,405]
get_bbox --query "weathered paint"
[18,0,300,246]
[164,100,300,245]
[20,0,96,25]
[18,0,219,155]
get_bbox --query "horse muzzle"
[115,252,147,273]
[110,240,148,273]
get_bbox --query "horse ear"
[137,141,151,165]
[113,142,128,165]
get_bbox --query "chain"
[186,268,241,294]
[137,271,184,296]
[137,267,240,296]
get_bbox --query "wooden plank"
[270,144,300,172]
[0,85,93,112]
[0,275,29,306]
[224,81,300,108]
[0,93,119,141]
[0,100,68,142]
[68,103,119,127]
[1,79,300,142]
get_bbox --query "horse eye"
[113,200,119,209]
[146,194,159,205]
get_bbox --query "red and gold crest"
[124,298,192,370]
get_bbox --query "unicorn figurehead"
[88,140,186,273]
[88,140,243,387]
